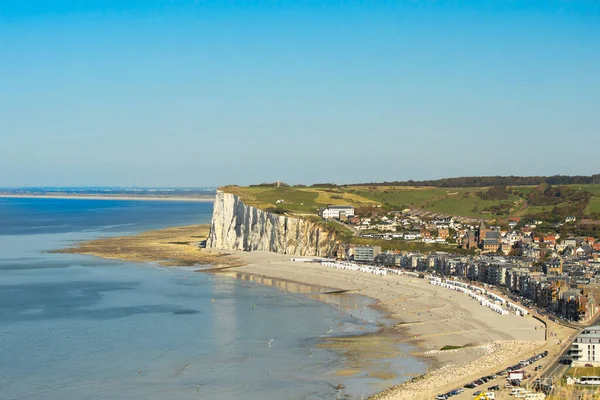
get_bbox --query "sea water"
[0,198,425,400]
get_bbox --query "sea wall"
[207,191,338,256]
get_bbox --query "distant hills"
[351,175,600,188]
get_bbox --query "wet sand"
[52,224,242,267]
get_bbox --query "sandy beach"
[217,251,557,398]
[56,224,575,399]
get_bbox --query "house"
[544,259,563,275]
[404,231,421,240]
[438,228,450,240]
[348,216,360,225]
[545,235,558,246]
[321,205,355,219]
[420,229,433,240]
[377,223,396,232]
[570,326,600,366]
[481,230,501,253]
[354,245,381,263]
[576,245,593,257]
[482,238,501,253]
[563,237,578,247]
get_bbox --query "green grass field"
[348,186,452,208]
[424,193,520,219]
[565,366,600,378]
[222,186,379,215]
[586,197,600,214]
[223,184,600,221]
[347,186,521,220]
[568,185,600,196]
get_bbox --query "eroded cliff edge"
[207,190,338,256]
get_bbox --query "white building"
[320,205,355,219]
[571,326,600,366]
[404,231,421,240]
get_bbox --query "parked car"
[473,391,482,396]
[488,385,500,391]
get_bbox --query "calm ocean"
[0,198,425,400]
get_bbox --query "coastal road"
[290,214,361,237]
[441,315,576,400]
[536,305,600,389]
[328,218,361,236]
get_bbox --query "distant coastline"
[0,194,215,202]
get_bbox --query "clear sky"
[1,1,599,187]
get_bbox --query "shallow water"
[0,198,426,399]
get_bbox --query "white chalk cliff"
[207,191,338,256]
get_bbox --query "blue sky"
[1,1,599,187]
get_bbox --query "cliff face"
[207,191,338,256]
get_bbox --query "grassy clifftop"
[221,183,600,222]
[220,185,380,215]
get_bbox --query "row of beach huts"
[290,258,529,317]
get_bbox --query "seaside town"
[321,203,600,326]
[306,201,600,399]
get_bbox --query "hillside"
[356,174,600,188]
[222,183,600,222]
[220,185,381,215]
